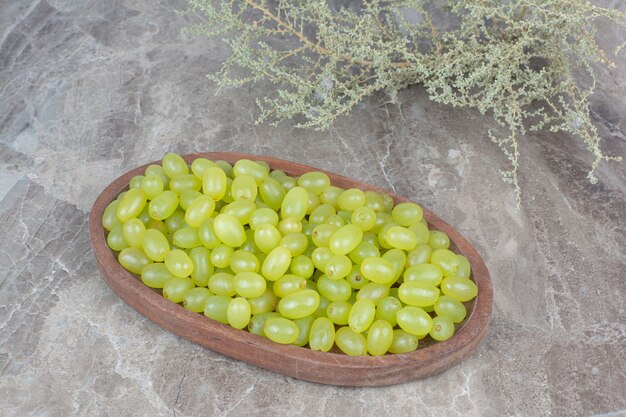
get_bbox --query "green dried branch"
[185,0,625,204]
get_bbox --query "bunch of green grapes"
[101,153,477,356]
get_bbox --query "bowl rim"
[88,151,493,386]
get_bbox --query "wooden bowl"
[88,152,492,386]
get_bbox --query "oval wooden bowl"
[88,152,492,386]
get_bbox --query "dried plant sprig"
[186,0,625,205]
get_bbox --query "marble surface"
[1,1,625,416]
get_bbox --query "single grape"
[431,248,460,277]
[162,153,189,178]
[396,306,433,336]
[309,317,335,352]
[389,329,418,354]
[391,202,423,226]
[404,264,443,286]
[141,263,175,289]
[434,295,467,323]
[335,327,367,356]
[202,167,228,201]
[198,218,221,249]
[329,224,363,255]
[140,175,164,200]
[406,244,433,266]
[185,195,215,228]
[116,188,147,222]
[149,190,179,221]
[281,186,309,220]
[190,158,216,179]
[262,246,292,281]
[367,320,394,356]
[183,287,213,313]
[309,204,336,224]
[231,174,258,201]
[248,207,279,230]
[273,274,308,298]
[440,276,478,302]
[278,289,320,319]
[348,298,376,333]
[293,315,315,346]
[356,282,389,304]
[289,254,314,278]
[189,246,213,287]
[360,257,396,285]
[316,275,352,302]
[233,272,267,298]
[169,174,202,194]
[398,282,440,307]
[326,300,352,325]
[102,200,122,231]
[297,171,331,194]
[248,312,281,336]
[324,254,352,280]
[172,226,201,249]
[264,317,299,344]
[107,225,128,252]
[375,296,402,327]
[254,224,282,254]
[213,213,246,247]
[210,244,234,269]
[227,297,251,329]
[258,177,286,211]
[230,250,260,273]
[164,249,193,278]
[141,228,170,262]
[430,315,455,341]
[248,288,278,315]
[233,159,269,183]
[429,230,450,249]
[203,295,232,324]
[163,277,195,304]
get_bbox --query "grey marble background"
[1,1,625,416]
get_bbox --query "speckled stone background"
[1,1,625,416]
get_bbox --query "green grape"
[147,219,168,235]
[309,317,335,352]
[326,214,347,228]
[162,153,189,178]
[248,312,281,336]
[269,169,286,178]
[377,222,399,249]
[221,200,256,225]
[389,329,418,354]
[116,188,147,222]
[347,237,380,264]
[149,190,179,221]
[309,204,336,224]
[297,171,331,194]
[183,287,212,312]
[430,315,455,341]
[233,272,266,298]
[248,207,279,230]
[141,228,170,262]
[230,250,260,273]
[190,158,216,179]
[380,193,394,212]
[137,206,152,225]
[335,327,367,356]
[164,209,186,234]
[326,300,351,325]
[364,190,384,212]
[281,186,309,220]
[396,306,433,336]
[431,249,460,277]
[208,272,236,297]
[346,265,368,290]
[391,202,423,226]
[319,186,344,208]
[351,206,377,231]
[169,174,201,194]
[198,218,221,249]
[254,224,282,254]
[227,297,251,329]
[129,175,144,189]
[117,248,152,274]
[404,264,443,286]
[361,231,379,247]
[276,175,297,190]
[213,214,246,247]
[258,177,286,211]
[398,282,440,307]
[144,164,169,189]
[163,277,195,303]
[348,298,376,333]
[178,189,203,211]
[202,167,228,201]
[203,295,231,324]
[290,254,314,278]
[306,190,321,214]
[456,255,472,279]
[248,290,278,315]
[360,257,396,285]
[102,200,122,231]
[210,245,234,269]
[233,159,269,183]
[381,248,407,281]
[280,232,308,256]
[408,223,430,245]
[278,289,320,319]
[329,224,363,255]
[407,244,433,266]
[164,249,193,278]
[231,174,258,201]
[273,274,308,298]
[316,275,352,302]
[356,282,389,304]
[277,216,302,235]
[440,277,478,302]
[311,224,338,247]
[264,317,299,344]
[140,175,164,200]
[370,212,393,234]
[215,160,234,178]
[367,320,394,356]
[337,188,365,211]
[184,195,215,228]
[172,226,201,249]
[293,315,315,346]
[189,246,213,287]
[384,226,417,251]
[375,296,402,327]
[429,230,450,249]
[261,246,292,281]
[107,225,128,252]
[324,254,352,280]
[141,263,175,288]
